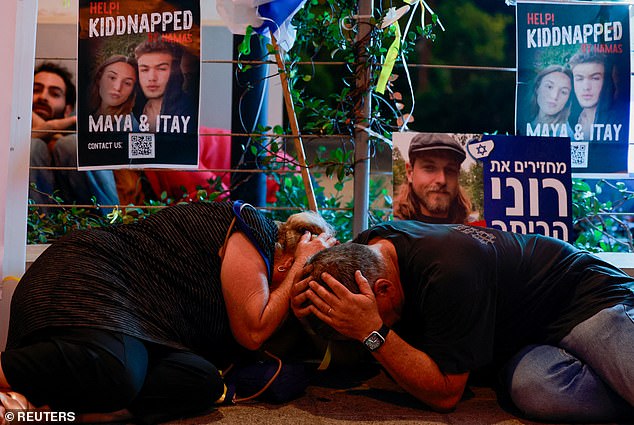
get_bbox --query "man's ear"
[373,278,395,298]
[405,162,413,183]
[374,278,404,325]
[63,105,73,118]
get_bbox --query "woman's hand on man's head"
[292,232,338,269]
[290,269,314,319]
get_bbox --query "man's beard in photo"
[33,101,63,121]
[419,184,451,215]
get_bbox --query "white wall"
[1,0,38,350]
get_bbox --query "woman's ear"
[281,254,294,270]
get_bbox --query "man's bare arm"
[371,329,469,411]
[294,271,469,411]
[31,112,76,141]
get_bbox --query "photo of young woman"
[524,65,574,138]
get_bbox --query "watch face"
[364,332,385,351]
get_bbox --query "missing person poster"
[392,132,485,226]
[469,135,573,242]
[392,132,572,242]
[77,0,200,169]
[515,1,631,175]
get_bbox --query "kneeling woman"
[0,201,335,424]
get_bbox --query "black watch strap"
[376,323,390,339]
[362,324,390,352]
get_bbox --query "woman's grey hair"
[276,211,335,254]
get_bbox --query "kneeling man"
[292,221,634,422]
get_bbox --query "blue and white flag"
[216,0,307,51]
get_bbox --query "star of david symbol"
[476,144,488,155]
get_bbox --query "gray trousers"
[29,135,119,214]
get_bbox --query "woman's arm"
[221,231,335,350]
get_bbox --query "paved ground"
[158,323,634,425]
[163,366,634,425]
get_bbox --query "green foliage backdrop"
[27,0,634,252]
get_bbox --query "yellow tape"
[215,383,229,405]
[317,340,333,371]
[2,276,20,283]
[375,23,401,95]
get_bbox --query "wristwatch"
[362,324,390,352]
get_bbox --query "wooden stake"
[270,35,318,213]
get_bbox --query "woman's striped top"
[7,201,277,365]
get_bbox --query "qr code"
[129,133,155,159]
[570,142,588,168]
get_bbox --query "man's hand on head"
[304,270,383,342]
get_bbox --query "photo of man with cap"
[393,132,473,224]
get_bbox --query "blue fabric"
[29,135,119,215]
[503,304,634,421]
[255,0,306,34]
[29,138,55,209]
[53,135,119,212]
[233,200,272,280]
[224,360,309,404]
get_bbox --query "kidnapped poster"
[515,1,631,175]
[77,0,200,169]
